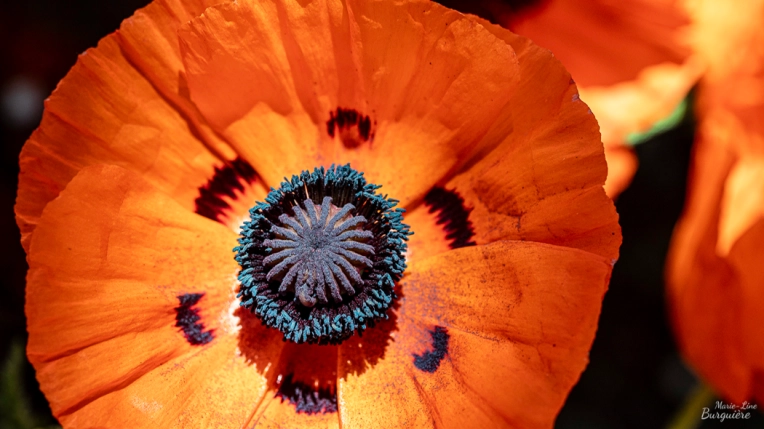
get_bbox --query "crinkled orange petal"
[253,397,339,429]
[117,0,235,159]
[339,240,613,428]
[16,30,226,252]
[403,204,454,265]
[249,342,340,428]
[441,74,619,262]
[337,335,436,429]
[342,313,511,429]
[404,19,620,264]
[408,326,572,429]
[26,164,279,426]
[178,0,522,206]
[61,335,278,428]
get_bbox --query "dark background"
[0,2,761,428]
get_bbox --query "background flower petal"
[665,119,751,402]
[666,0,764,404]
[26,164,278,426]
[510,0,693,86]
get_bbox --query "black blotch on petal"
[326,107,374,147]
[413,326,450,373]
[433,0,543,24]
[424,187,477,249]
[276,374,338,414]
[175,293,214,346]
[195,157,258,223]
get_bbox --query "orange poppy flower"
[438,0,702,198]
[17,0,621,427]
[667,0,764,404]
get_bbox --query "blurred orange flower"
[667,0,764,404]
[438,0,702,197]
[17,0,620,427]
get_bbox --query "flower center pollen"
[235,165,411,344]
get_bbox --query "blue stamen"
[235,164,411,344]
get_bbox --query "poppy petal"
[404,326,572,429]
[404,192,463,263]
[337,338,437,429]
[16,30,231,252]
[117,0,236,158]
[484,0,699,198]
[253,395,340,429]
[337,316,510,428]
[247,342,340,425]
[339,240,612,428]
[60,335,277,428]
[178,0,520,206]
[400,21,619,263]
[26,164,277,425]
[406,40,619,263]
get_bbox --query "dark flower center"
[235,165,411,344]
[263,197,374,307]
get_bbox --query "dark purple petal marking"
[276,374,337,414]
[413,326,450,373]
[423,187,477,249]
[326,108,374,148]
[433,0,542,24]
[195,157,258,223]
[175,293,214,346]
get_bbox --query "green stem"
[666,383,716,429]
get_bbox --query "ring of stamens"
[235,165,411,344]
